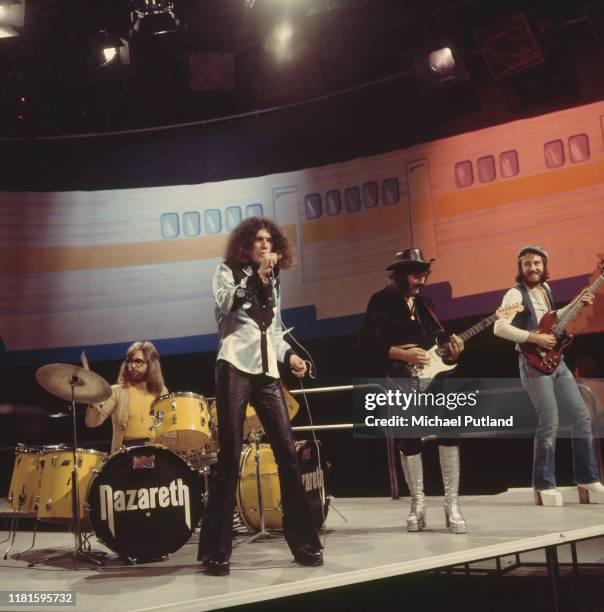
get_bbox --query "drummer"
[85,341,168,454]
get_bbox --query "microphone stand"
[241,429,280,544]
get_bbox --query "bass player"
[494,245,604,506]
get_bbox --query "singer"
[198,217,323,576]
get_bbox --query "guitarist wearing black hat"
[494,245,604,507]
[359,248,467,534]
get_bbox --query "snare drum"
[151,392,210,452]
[236,440,328,531]
[87,444,202,560]
[37,447,106,523]
[6,444,44,513]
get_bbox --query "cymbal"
[36,363,112,404]
[281,383,299,421]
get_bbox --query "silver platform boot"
[439,445,467,534]
[400,452,426,531]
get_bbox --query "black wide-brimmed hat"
[385,248,435,271]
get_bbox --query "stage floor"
[1,488,604,612]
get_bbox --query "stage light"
[428,47,455,74]
[0,0,24,33]
[414,39,469,92]
[103,47,117,63]
[266,20,297,61]
[0,25,17,37]
[475,13,544,80]
[130,0,179,38]
[275,22,293,44]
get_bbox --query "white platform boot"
[439,445,467,534]
[400,452,426,532]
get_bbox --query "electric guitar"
[520,262,604,373]
[406,303,524,389]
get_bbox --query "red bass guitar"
[521,262,604,373]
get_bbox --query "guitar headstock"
[496,303,524,320]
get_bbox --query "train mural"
[1,99,603,365]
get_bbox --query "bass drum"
[236,440,329,531]
[87,445,202,561]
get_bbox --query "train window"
[569,134,589,163]
[161,213,179,239]
[204,209,222,235]
[305,193,322,219]
[499,151,519,178]
[183,211,201,237]
[362,182,379,208]
[544,140,565,168]
[326,190,341,216]
[225,206,242,231]
[454,161,473,188]
[382,178,400,205]
[246,203,263,218]
[477,156,496,183]
[345,186,361,213]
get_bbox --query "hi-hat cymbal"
[36,363,111,404]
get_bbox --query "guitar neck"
[556,273,604,332]
[459,313,498,342]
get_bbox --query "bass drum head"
[87,445,202,560]
[296,440,329,529]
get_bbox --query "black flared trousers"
[198,360,321,560]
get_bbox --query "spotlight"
[0,0,24,33]
[275,22,293,44]
[428,47,455,74]
[130,0,179,38]
[414,39,469,92]
[102,47,117,63]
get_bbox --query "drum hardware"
[239,429,281,545]
[3,445,44,558]
[29,363,111,568]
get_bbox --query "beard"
[125,369,147,385]
[523,271,544,286]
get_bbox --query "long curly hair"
[118,340,165,397]
[224,217,294,269]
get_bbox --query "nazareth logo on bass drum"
[87,445,202,561]
[98,478,191,537]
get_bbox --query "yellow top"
[126,386,156,440]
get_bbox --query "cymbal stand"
[3,490,40,559]
[241,428,280,544]
[29,378,106,567]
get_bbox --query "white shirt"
[494,284,571,347]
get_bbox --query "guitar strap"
[420,298,448,339]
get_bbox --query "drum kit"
[4,362,329,566]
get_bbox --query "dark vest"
[510,282,554,331]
